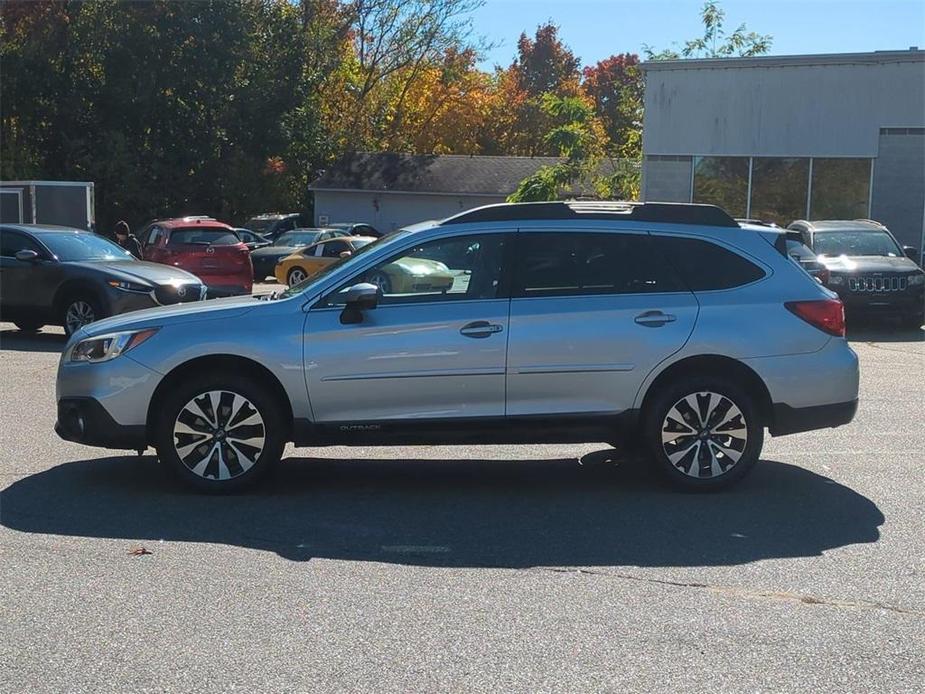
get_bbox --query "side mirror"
[902,245,919,261]
[339,250,352,258]
[15,249,40,263]
[339,282,379,324]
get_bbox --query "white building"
[310,152,560,233]
[640,49,925,248]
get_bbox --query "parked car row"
[0,215,384,334]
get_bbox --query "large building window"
[692,157,749,218]
[810,158,871,219]
[683,155,871,224]
[750,158,809,225]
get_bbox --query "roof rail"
[853,218,885,227]
[441,201,739,228]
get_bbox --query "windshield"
[351,238,373,250]
[814,230,902,257]
[244,218,275,233]
[42,233,134,262]
[169,227,240,245]
[278,231,406,299]
[274,231,322,247]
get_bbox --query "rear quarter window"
[653,236,766,291]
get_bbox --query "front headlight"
[69,329,159,363]
[908,273,925,286]
[108,279,153,293]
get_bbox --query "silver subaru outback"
[55,202,859,492]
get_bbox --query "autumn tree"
[582,53,643,160]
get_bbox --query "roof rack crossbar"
[441,201,739,227]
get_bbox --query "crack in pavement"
[537,567,924,616]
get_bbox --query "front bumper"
[770,399,859,436]
[835,287,924,318]
[56,397,147,449]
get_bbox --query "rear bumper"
[56,397,147,449]
[770,399,859,436]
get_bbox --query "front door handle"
[634,310,676,327]
[460,321,504,338]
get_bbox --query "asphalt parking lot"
[1,309,923,692]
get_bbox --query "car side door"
[0,229,57,317]
[505,230,699,416]
[303,231,510,423]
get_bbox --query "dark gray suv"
[0,224,205,335]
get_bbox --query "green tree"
[1,0,328,229]
[643,1,772,60]
[507,93,606,202]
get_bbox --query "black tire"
[368,271,392,294]
[60,293,105,337]
[153,371,286,493]
[643,375,763,491]
[14,319,43,332]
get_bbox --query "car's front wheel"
[154,372,286,493]
[61,294,105,336]
[644,376,763,491]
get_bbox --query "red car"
[141,217,252,296]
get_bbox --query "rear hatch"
[167,226,250,276]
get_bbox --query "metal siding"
[643,59,925,157]
[871,131,925,248]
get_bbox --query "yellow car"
[276,236,458,296]
[275,236,376,286]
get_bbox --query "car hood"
[68,259,202,285]
[73,294,260,340]
[819,255,921,273]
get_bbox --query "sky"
[471,0,925,69]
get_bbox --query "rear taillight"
[785,299,845,337]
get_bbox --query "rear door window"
[652,236,766,291]
[513,232,686,297]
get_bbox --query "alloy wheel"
[65,300,96,334]
[661,391,748,478]
[288,268,307,286]
[173,390,266,481]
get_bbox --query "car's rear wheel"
[14,319,43,332]
[644,376,763,491]
[287,267,307,286]
[61,294,104,336]
[154,372,285,493]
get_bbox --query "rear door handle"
[460,321,504,338]
[634,310,676,327]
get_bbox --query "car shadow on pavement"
[0,328,67,353]
[0,452,884,568]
